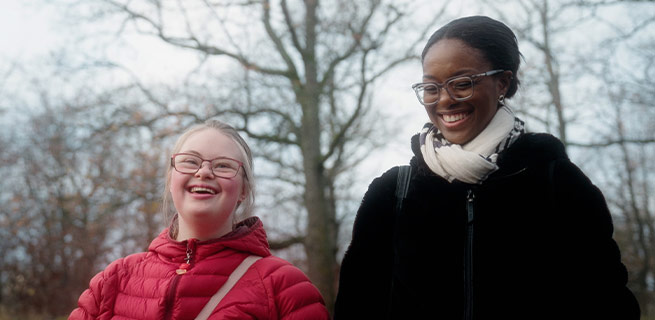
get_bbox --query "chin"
[440,132,466,145]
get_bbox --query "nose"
[425,86,451,107]
[195,161,215,178]
[437,86,456,105]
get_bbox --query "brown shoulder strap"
[194,255,262,320]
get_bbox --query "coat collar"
[148,216,271,263]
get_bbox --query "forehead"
[179,128,242,160]
[422,38,489,80]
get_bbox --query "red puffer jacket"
[70,217,329,320]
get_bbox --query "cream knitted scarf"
[419,106,525,184]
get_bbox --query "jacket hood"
[148,216,271,264]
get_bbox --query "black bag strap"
[389,165,412,316]
[395,165,412,216]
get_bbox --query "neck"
[175,214,234,241]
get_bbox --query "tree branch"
[261,0,301,80]
[322,51,371,163]
[268,235,305,250]
[281,0,303,53]
[228,108,300,145]
[102,0,291,77]
[568,138,655,148]
[317,1,379,90]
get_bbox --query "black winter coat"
[334,133,640,319]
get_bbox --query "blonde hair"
[162,120,255,236]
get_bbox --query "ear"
[239,180,249,202]
[497,70,513,96]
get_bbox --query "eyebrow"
[423,69,479,82]
[182,150,203,156]
[180,150,237,160]
[180,150,216,159]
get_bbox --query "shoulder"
[70,252,148,320]
[253,256,317,292]
[361,165,415,207]
[95,252,150,289]
[106,252,150,275]
[494,133,568,175]
[86,252,150,298]
[502,133,599,195]
[253,256,329,319]
[252,255,301,277]
[507,133,568,161]
[369,166,402,191]
[353,166,404,227]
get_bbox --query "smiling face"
[170,128,246,241]
[422,38,510,145]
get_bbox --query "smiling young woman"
[169,128,247,241]
[70,120,329,320]
[335,16,640,320]
[420,38,512,145]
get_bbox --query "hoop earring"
[498,94,506,106]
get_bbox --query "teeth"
[443,113,468,123]
[190,187,216,194]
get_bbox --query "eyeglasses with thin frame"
[171,153,243,178]
[411,69,505,106]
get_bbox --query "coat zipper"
[464,189,475,320]
[164,239,197,320]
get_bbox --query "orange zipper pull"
[176,263,190,275]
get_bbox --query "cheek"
[170,173,187,198]
[220,178,244,197]
[474,88,499,119]
[424,105,439,125]
[481,97,499,120]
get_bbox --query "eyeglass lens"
[416,77,474,105]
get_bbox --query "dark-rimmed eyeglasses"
[171,153,243,178]
[411,69,505,106]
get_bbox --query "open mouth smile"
[441,111,471,123]
[188,186,218,195]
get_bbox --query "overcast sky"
[1,1,434,194]
[0,2,62,60]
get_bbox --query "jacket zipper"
[164,239,197,320]
[464,189,475,320]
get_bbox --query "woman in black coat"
[334,16,640,319]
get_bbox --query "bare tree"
[62,0,447,309]
[599,28,655,315]
[608,94,653,312]
[0,105,106,316]
[0,82,165,317]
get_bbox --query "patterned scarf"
[419,106,525,184]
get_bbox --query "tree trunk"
[302,142,338,311]
[299,90,338,311]
[297,0,338,311]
